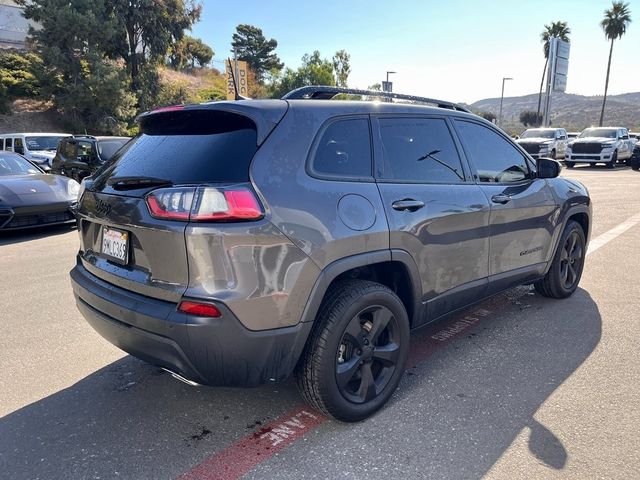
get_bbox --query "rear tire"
[565,161,575,168]
[534,220,586,299]
[296,280,410,422]
[632,164,639,171]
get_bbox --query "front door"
[373,115,491,324]
[452,119,558,292]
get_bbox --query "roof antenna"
[227,58,251,101]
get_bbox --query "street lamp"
[498,77,513,128]
[383,71,396,93]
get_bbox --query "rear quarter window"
[310,117,372,179]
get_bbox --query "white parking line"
[587,212,640,256]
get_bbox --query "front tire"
[607,151,617,168]
[565,161,575,168]
[535,220,586,299]
[296,280,410,422]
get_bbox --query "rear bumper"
[70,261,312,387]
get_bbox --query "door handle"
[491,194,512,204]
[392,199,425,212]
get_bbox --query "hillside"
[470,92,640,134]
[0,99,67,134]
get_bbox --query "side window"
[4,138,12,150]
[14,138,24,154]
[312,118,372,178]
[377,117,465,183]
[454,120,530,183]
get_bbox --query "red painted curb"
[179,305,498,480]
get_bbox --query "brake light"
[145,186,263,222]
[178,301,222,318]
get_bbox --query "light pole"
[383,71,396,92]
[498,77,513,128]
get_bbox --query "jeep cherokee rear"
[71,87,591,422]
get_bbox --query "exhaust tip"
[161,367,201,387]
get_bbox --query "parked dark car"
[70,87,591,422]
[631,141,640,171]
[51,135,130,181]
[0,151,79,230]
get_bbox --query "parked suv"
[631,141,640,171]
[51,135,131,181]
[565,127,634,168]
[516,127,569,160]
[70,87,591,422]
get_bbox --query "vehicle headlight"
[67,179,81,199]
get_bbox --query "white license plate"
[101,226,129,264]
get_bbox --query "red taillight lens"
[178,301,222,318]
[145,186,263,222]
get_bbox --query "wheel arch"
[299,250,423,329]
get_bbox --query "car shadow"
[0,287,601,479]
[0,223,76,246]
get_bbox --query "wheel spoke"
[568,233,577,255]
[570,246,583,262]
[343,317,363,346]
[369,307,393,343]
[561,249,569,262]
[561,262,569,284]
[567,262,576,286]
[372,342,400,366]
[336,357,361,390]
[356,363,376,402]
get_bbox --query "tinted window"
[312,118,371,178]
[93,110,258,190]
[25,136,66,151]
[378,117,464,183]
[98,139,128,161]
[455,120,529,183]
[3,138,10,150]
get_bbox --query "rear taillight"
[145,186,263,222]
[178,301,222,318]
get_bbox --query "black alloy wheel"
[335,305,401,404]
[559,229,584,290]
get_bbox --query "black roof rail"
[282,86,472,113]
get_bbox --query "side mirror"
[537,157,561,179]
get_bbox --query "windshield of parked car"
[25,136,67,151]
[579,128,617,139]
[521,129,555,139]
[97,139,130,161]
[0,152,42,176]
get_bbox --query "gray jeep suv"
[70,87,591,422]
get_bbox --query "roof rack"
[282,86,471,113]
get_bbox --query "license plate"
[101,226,129,265]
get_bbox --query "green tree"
[599,1,632,126]
[231,24,283,82]
[520,110,543,127]
[332,50,351,88]
[170,36,214,70]
[0,52,42,98]
[109,0,202,87]
[536,21,571,121]
[269,51,335,98]
[19,0,135,133]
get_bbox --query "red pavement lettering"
[179,305,495,480]
[178,407,326,480]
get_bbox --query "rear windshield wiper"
[107,176,173,190]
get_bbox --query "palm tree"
[536,21,571,125]
[599,1,632,126]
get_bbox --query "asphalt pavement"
[1,164,639,479]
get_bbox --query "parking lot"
[1,165,639,479]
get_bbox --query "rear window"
[93,110,258,189]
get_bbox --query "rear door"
[373,115,491,324]
[452,119,558,292]
[77,108,264,303]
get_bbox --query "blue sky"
[192,0,639,103]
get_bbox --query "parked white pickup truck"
[516,128,569,160]
[565,127,634,168]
